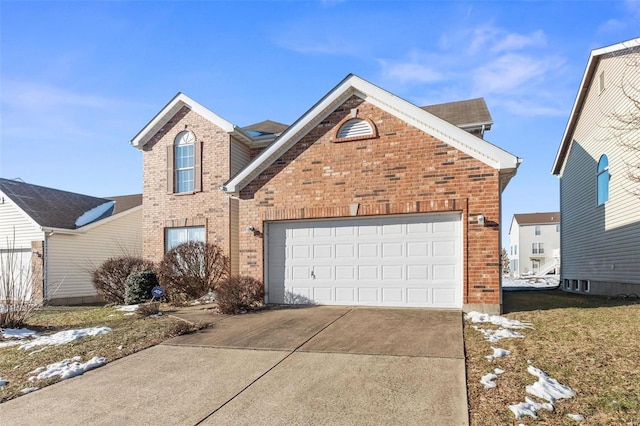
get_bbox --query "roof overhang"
[552,37,640,175]
[223,74,521,194]
[130,93,254,149]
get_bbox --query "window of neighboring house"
[168,131,202,194]
[165,226,205,252]
[532,243,544,254]
[535,225,541,235]
[532,259,540,273]
[556,224,560,232]
[514,245,517,255]
[597,154,610,205]
[599,71,605,93]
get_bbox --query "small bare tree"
[605,49,640,195]
[501,248,510,275]
[0,232,43,328]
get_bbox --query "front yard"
[0,305,203,403]
[465,290,640,425]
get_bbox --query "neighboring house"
[507,212,560,277]
[552,37,640,296]
[0,178,142,304]
[131,74,520,313]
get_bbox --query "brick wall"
[141,107,233,263]
[239,96,502,309]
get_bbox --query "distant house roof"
[552,37,640,175]
[0,178,141,230]
[242,120,289,135]
[514,212,560,225]
[422,98,493,131]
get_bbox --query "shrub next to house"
[124,269,159,305]
[92,256,155,304]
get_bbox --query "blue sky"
[1,1,639,246]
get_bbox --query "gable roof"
[552,37,640,175]
[422,98,492,132]
[130,93,253,149]
[223,74,520,194]
[513,212,560,225]
[0,178,141,230]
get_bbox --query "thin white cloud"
[379,60,444,84]
[472,54,563,95]
[376,24,566,117]
[625,0,640,19]
[3,80,120,112]
[597,18,627,34]
[276,36,360,55]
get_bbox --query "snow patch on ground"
[526,365,576,402]
[116,305,138,312]
[1,327,112,351]
[466,311,533,329]
[503,275,560,291]
[509,396,554,419]
[1,328,38,339]
[29,356,107,382]
[473,325,525,343]
[486,347,511,361]
[480,368,505,389]
[567,413,584,421]
[21,387,39,394]
[0,377,8,386]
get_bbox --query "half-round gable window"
[337,118,373,139]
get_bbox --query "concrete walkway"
[0,306,468,425]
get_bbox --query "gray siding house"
[552,38,640,296]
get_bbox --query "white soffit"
[224,74,519,193]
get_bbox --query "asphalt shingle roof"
[514,212,560,225]
[242,120,289,135]
[421,98,493,128]
[0,178,141,229]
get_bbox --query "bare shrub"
[216,275,264,314]
[158,241,229,302]
[136,301,160,317]
[92,257,155,304]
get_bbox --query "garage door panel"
[267,213,462,308]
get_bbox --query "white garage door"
[266,213,462,308]
[0,249,33,300]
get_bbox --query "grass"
[0,305,205,403]
[465,289,640,425]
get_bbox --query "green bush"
[216,275,264,314]
[158,241,229,302]
[124,269,159,305]
[92,257,155,304]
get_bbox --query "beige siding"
[46,209,142,300]
[229,137,251,178]
[0,194,44,249]
[229,197,239,276]
[560,48,640,285]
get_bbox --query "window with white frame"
[532,259,540,272]
[556,224,560,232]
[532,242,544,254]
[175,132,195,193]
[165,226,205,252]
[534,225,541,235]
[597,154,609,206]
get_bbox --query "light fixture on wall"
[246,226,255,234]
[477,215,485,225]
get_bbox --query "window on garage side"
[165,226,205,252]
[597,154,609,206]
[167,131,202,194]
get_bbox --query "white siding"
[0,194,44,249]
[230,137,251,177]
[516,223,560,276]
[560,48,640,284]
[46,209,142,300]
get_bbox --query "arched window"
[167,131,201,193]
[597,154,609,205]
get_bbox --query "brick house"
[131,74,520,313]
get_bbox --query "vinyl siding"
[560,48,640,285]
[229,137,251,178]
[229,197,239,276]
[0,194,44,249]
[46,209,142,299]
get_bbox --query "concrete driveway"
[0,306,468,425]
